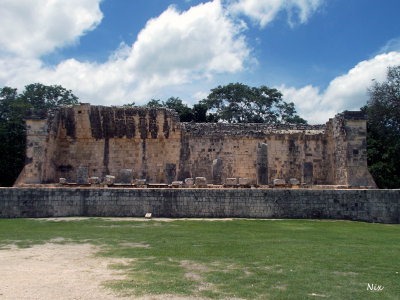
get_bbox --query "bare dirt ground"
[0,218,241,299]
[0,243,132,299]
[0,243,205,300]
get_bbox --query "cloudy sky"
[1,0,400,123]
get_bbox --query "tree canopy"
[144,83,307,124]
[364,66,400,188]
[0,83,79,186]
[20,83,79,111]
[145,97,195,122]
[202,83,307,124]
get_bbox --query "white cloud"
[4,0,396,125]
[123,1,250,100]
[0,0,251,105]
[280,51,400,124]
[227,0,323,27]
[0,0,103,57]
[192,91,209,101]
[378,37,400,54]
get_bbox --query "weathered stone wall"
[0,188,398,224]
[180,123,331,185]
[329,111,376,186]
[16,104,376,187]
[14,119,49,185]
[19,105,183,184]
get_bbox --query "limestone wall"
[14,118,49,185]
[329,111,376,186]
[179,124,331,185]
[1,188,398,223]
[16,104,376,187]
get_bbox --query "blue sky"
[1,0,400,123]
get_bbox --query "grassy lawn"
[0,218,399,299]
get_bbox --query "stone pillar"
[212,159,223,185]
[76,166,89,184]
[14,118,48,185]
[256,143,268,185]
[302,162,313,185]
[165,163,176,184]
[331,111,376,187]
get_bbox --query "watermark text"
[367,283,384,292]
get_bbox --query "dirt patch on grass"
[180,260,211,273]
[36,217,235,223]
[308,293,328,297]
[0,243,132,299]
[36,217,92,222]
[136,295,209,300]
[96,223,165,229]
[0,244,213,300]
[333,271,358,276]
[273,284,287,291]
[119,242,150,248]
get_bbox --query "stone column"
[212,159,223,185]
[256,143,268,185]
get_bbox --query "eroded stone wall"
[179,123,331,185]
[36,105,182,184]
[329,111,376,187]
[16,104,376,187]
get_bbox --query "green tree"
[122,101,136,107]
[192,102,208,122]
[163,97,194,122]
[144,97,195,121]
[0,83,79,186]
[364,66,400,188]
[20,83,79,111]
[0,87,27,186]
[203,83,306,124]
[276,102,307,124]
[145,99,163,107]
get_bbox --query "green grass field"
[0,218,399,299]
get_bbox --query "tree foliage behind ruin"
[145,83,307,124]
[202,83,307,124]
[0,83,79,186]
[364,66,400,188]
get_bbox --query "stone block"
[225,178,238,186]
[135,179,147,187]
[273,179,286,186]
[119,169,132,184]
[239,178,250,185]
[185,178,194,187]
[104,175,115,185]
[59,178,67,185]
[289,178,300,186]
[195,177,207,188]
[76,166,88,184]
[88,177,100,185]
[172,181,183,188]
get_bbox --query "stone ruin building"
[14,104,377,188]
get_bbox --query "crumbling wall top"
[337,110,367,121]
[24,109,48,120]
[180,122,327,137]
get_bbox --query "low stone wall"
[0,188,398,223]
